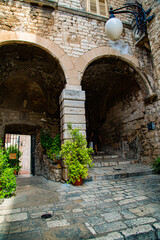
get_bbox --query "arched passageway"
[0,43,66,175]
[0,43,65,116]
[82,57,147,160]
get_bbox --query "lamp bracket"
[109,3,155,35]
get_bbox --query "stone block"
[62,168,69,181]
[47,220,70,228]
[60,107,85,118]
[63,130,86,139]
[61,114,86,125]
[101,212,122,222]
[87,232,124,240]
[124,217,157,227]
[65,84,82,91]
[121,224,156,240]
[60,99,85,109]
[59,54,74,71]
[153,222,160,239]
[6,213,28,222]
[59,89,85,104]
[61,123,86,131]
[94,221,127,234]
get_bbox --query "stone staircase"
[85,152,153,181]
[92,152,139,167]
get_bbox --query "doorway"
[5,133,32,175]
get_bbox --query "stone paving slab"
[87,163,153,181]
[0,174,160,239]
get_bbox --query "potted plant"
[5,145,22,175]
[60,123,94,185]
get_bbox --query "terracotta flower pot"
[14,170,18,175]
[72,176,83,186]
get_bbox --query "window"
[87,0,108,17]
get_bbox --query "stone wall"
[100,89,145,159]
[139,0,160,163]
[0,0,151,65]
[0,108,60,175]
[0,0,159,167]
[142,0,160,88]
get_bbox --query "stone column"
[59,88,86,142]
[59,87,86,181]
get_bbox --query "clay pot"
[72,176,83,186]
[14,170,18,175]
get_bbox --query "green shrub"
[46,134,61,161]
[5,145,22,172]
[40,128,61,162]
[0,140,8,173]
[0,139,17,199]
[151,156,160,173]
[40,128,53,150]
[0,168,16,199]
[60,123,94,184]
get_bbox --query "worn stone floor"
[0,174,160,240]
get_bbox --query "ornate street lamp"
[105,3,155,41]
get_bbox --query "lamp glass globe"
[105,17,123,41]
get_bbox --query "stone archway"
[81,54,155,160]
[0,30,78,85]
[76,46,155,97]
[0,41,66,176]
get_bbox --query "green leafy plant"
[46,134,61,161]
[40,128,53,150]
[60,123,94,184]
[0,139,17,199]
[5,145,22,173]
[0,140,8,173]
[40,128,61,163]
[0,168,16,199]
[151,156,160,173]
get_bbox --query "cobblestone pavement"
[0,174,160,240]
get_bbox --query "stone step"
[93,158,139,168]
[85,163,153,182]
[93,154,119,160]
